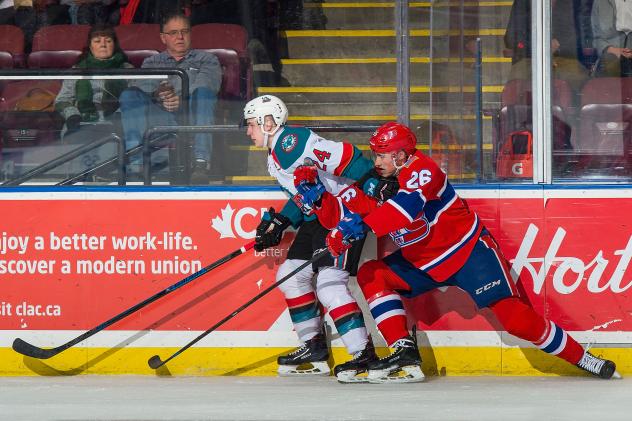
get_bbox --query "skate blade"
[277,361,330,377]
[336,370,369,384]
[367,365,425,384]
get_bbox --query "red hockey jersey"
[315,150,481,282]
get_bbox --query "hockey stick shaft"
[148,247,331,369]
[13,241,256,359]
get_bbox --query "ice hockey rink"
[1,375,631,421]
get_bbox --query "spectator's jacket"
[315,150,480,282]
[266,125,373,228]
[54,52,133,122]
[592,0,632,55]
[136,49,222,97]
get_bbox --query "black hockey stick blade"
[12,241,255,359]
[148,247,331,369]
[12,338,60,359]
[148,355,164,369]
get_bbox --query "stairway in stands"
[226,0,513,184]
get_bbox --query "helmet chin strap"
[260,123,281,148]
[391,151,411,174]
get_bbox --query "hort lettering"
[49,233,107,251]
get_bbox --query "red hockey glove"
[325,228,351,257]
[293,165,319,187]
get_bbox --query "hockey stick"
[148,246,331,369]
[13,241,256,359]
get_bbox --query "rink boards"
[0,186,631,376]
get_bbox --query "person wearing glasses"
[119,11,221,183]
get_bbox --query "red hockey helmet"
[369,122,417,155]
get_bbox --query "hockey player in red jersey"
[294,121,620,383]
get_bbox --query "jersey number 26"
[406,169,432,189]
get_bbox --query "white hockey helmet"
[243,95,288,127]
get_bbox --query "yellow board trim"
[282,29,505,37]
[257,86,504,94]
[1,347,628,377]
[281,57,511,64]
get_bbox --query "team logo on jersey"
[280,134,298,152]
[389,216,430,247]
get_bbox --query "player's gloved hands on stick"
[293,165,319,186]
[292,165,325,215]
[255,207,292,252]
[325,213,367,257]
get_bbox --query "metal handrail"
[0,68,190,186]
[140,124,380,185]
[2,133,124,186]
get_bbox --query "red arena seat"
[28,25,90,69]
[576,78,632,165]
[115,24,163,68]
[191,23,252,99]
[0,25,25,68]
[497,78,573,153]
[191,24,248,57]
[115,23,163,52]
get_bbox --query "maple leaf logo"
[211,204,236,238]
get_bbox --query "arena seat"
[0,80,64,148]
[576,78,632,162]
[191,23,252,99]
[28,25,89,69]
[115,24,161,67]
[497,78,573,154]
[0,25,25,68]
[191,24,248,56]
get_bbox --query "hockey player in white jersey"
[243,95,379,382]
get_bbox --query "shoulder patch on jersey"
[280,133,298,153]
[403,155,419,168]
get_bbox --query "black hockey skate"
[334,340,378,383]
[277,333,330,376]
[576,351,621,379]
[367,333,424,383]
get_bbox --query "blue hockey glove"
[337,213,368,242]
[294,181,326,214]
[326,213,367,257]
[292,165,326,215]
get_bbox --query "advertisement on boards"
[0,190,631,355]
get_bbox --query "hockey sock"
[358,260,411,346]
[285,291,322,342]
[367,291,408,346]
[329,302,368,355]
[490,297,583,364]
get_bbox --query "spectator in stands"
[60,0,117,25]
[54,24,133,172]
[118,12,221,184]
[591,0,632,77]
[505,0,590,99]
[13,1,71,52]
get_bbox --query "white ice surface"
[1,376,632,421]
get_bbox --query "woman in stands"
[54,23,133,178]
